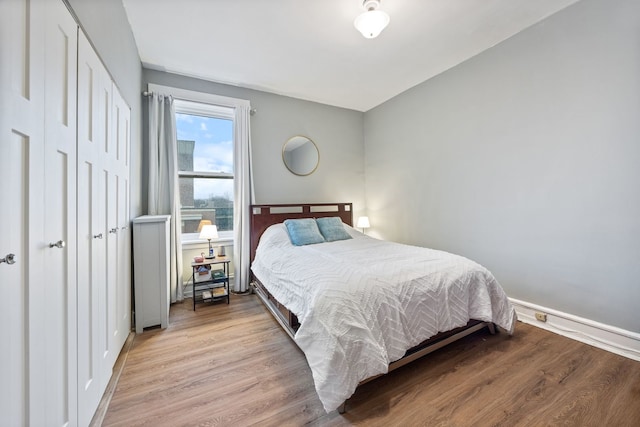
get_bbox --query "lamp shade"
[199,224,218,240]
[356,216,370,229]
[354,9,390,39]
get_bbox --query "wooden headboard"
[250,203,353,264]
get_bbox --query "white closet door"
[0,0,80,425]
[97,50,116,385]
[77,30,111,427]
[2,1,130,425]
[0,0,45,425]
[40,2,79,425]
[106,154,119,368]
[112,86,132,354]
[104,80,118,368]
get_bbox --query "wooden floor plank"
[102,294,640,426]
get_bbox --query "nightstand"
[191,256,230,310]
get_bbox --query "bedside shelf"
[191,257,230,310]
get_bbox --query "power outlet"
[535,312,548,322]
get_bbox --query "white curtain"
[147,93,183,302]
[233,105,254,293]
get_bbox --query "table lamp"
[199,224,218,258]
[356,216,370,234]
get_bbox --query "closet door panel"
[113,87,132,351]
[77,30,110,427]
[0,0,44,425]
[76,62,100,377]
[106,169,119,368]
[0,131,32,427]
[98,67,116,376]
[41,1,79,425]
[117,173,132,350]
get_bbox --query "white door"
[106,165,119,368]
[76,30,111,427]
[40,1,79,425]
[0,0,44,425]
[104,85,133,367]
[97,47,116,400]
[0,0,81,425]
[113,87,132,352]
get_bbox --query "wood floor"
[102,294,640,427]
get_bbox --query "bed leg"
[337,402,346,414]
[487,323,497,335]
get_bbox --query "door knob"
[0,253,16,264]
[109,227,118,234]
[93,233,103,239]
[49,240,66,249]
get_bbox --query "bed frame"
[249,202,496,413]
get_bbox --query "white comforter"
[251,224,516,412]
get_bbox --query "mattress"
[251,223,516,412]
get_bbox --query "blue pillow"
[284,218,326,246]
[316,217,352,242]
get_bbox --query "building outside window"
[175,99,234,238]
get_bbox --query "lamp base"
[205,255,215,259]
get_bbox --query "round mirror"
[282,135,319,176]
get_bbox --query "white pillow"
[257,224,294,250]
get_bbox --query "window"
[174,99,234,239]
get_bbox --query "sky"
[176,112,234,201]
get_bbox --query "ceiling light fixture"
[354,0,390,39]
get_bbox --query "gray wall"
[64,0,638,332]
[364,0,639,332]
[65,0,144,219]
[143,69,367,218]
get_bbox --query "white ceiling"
[123,0,580,112]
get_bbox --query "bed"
[249,203,516,413]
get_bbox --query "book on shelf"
[212,287,227,297]
[195,271,212,282]
[212,270,225,279]
[202,290,213,300]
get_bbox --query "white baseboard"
[510,298,640,362]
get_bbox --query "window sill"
[181,236,234,248]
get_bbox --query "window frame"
[175,102,234,242]
[148,84,245,244]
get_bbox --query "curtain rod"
[143,90,256,115]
